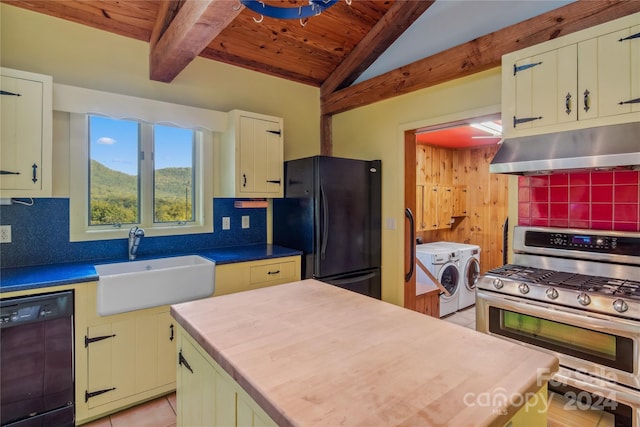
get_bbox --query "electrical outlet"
[242,216,250,229]
[0,225,12,243]
[222,217,230,230]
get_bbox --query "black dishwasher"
[1,291,75,427]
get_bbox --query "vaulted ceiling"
[5,0,640,118]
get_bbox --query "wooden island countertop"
[171,279,558,427]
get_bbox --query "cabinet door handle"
[0,170,20,175]
[85,334,116,348]
[169,324,174,341]
[31,163,38,183]
[179,350,194,373]
[619,97,640,106]
[242,174,247,187]
[0,90,21,96]
[266,129,281,135]
[619,32,640,42]
[513,115,542,128]
[583,89,591,112]
[85,388,116,402]
[565,92,572,115]
[266,179,281,185]
[513,61,542,75]
[267,270,280,275]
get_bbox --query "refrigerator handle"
[320,183,329,260]
[405,208,415,282]
[329,272,376,286]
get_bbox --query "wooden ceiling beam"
[149,0,243,83]
[149,0,181,49]
[321,0,640,116]
[321,0,435,96]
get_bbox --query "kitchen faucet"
[128,226,145,260]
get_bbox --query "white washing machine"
[415,243,461,317]
[433,242,481,310]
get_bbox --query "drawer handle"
[267,270,280,275]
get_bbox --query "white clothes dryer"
[415,243,461,317]
[432,242,481,310]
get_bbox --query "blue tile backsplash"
[0,198,266,268]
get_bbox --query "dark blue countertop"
[0,244,302,294]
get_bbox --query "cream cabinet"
[76,282,176,424]
[176,326,277,427]
[214,255,301,296]
[0,68,52,197]
[215,110,284,198]
[503,12,640,138]
[416,184,452,231]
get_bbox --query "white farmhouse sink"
[95,255,215,316]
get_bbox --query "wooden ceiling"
[5,0,640,121]
[3,0,432,88]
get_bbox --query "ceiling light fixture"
[239,0,350,26]
[470,121,503,138]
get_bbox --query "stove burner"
[487,264,640,299]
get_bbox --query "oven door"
[549,367,640,427]
[476,290,640,391]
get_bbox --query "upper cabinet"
[0,68,53,197]
[503,13,640,138]
[215,110,284,198]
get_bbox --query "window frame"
[69,113,213,242]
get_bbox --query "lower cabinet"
[176,325,277,427]
[214,255,301,296]
[76,283,177,424]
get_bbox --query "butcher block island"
[170,279,558,426]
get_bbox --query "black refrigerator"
[273,156,381,299]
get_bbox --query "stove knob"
[518,283,530,294]
[577,293,591,306]
[613,299,628,313]
[492,278,504,289]
[546,288,559,300]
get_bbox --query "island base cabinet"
[176,326,277,427]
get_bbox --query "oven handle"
[476,290,640,334]
[552,368,640,408]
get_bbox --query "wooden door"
[404,131,417,310]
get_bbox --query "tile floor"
[442,305,476,330]
[82,307,477,427]
[83,392,176,427]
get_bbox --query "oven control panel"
[525,230,639,256]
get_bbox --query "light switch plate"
[222,217,230,230]
[0,225,11,243]
[242,216,250,229]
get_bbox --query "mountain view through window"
[88,116,195,226]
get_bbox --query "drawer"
[250,261,296,285]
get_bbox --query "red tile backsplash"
[518,170,640,232]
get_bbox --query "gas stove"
[476,226,640,421]
[477,226,640,320]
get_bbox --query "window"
[70,114,213,241]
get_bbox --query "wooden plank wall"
[416,144,509,273]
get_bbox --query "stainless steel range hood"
[489,122,640,175]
